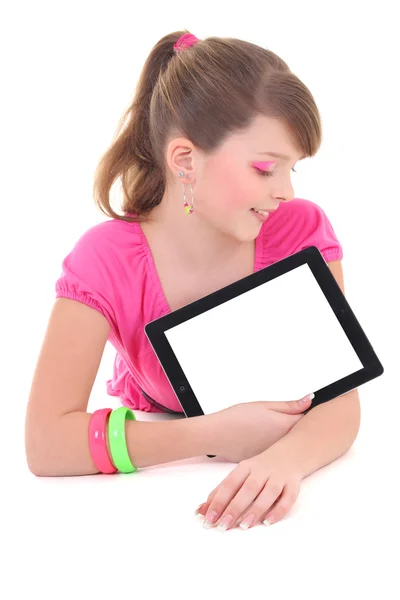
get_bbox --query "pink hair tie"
[88,408,117,474]
[174,33,200,53]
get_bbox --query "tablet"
[144,246,383,419]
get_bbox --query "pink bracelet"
[88,408,118,474]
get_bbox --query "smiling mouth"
[250,208,270,222]
[250,207,276,215]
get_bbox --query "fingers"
[195,503,207,516]
[195,490,217,516]
[203,465,277,531]
[218,479,283,531]
[268,393,314,414]
[195,463,250,517]
[201,463,251,528]
[199,476,300,532]
[241,480,300,528]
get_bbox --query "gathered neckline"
[134,219,265,316]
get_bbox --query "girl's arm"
[25,299,212,477]
[27,410,211,477]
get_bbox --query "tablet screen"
[164,263,363,414]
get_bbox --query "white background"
[1,1,399,598]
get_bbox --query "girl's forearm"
[125,413,213,469]
[26,410,212,477]
[270,389,361,479]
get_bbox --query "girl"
[25,30,358,532]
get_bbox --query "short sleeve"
[55,224,118,332]
[291,199,343,263]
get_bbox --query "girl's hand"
[195,444,303,531]
[206,394,314,463]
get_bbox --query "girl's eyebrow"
[256,151,291,160]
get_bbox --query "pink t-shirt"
[55,197,343,414]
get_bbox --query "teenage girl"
[25,30,358,532]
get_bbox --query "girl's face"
[195,114,302,242]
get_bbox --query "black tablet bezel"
[144,246,384,417]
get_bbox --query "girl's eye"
[255,167,297,177]
[256,168,274,177]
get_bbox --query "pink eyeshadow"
[252,161,276,170]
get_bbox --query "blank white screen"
[165,264,363,414]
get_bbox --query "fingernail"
[301,393,314,403]
[194,504,204,515]
[203,510,218,529]
[263,515,275,526]
[239,513,256,530]
[217,514,233,533]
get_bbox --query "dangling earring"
[178,171,195,215]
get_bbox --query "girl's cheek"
[220,180,245,209]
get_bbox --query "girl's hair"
[93,29,322,223]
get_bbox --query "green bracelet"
[108,407,137,473]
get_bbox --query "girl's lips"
[250,208,270,223]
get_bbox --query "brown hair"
[93,29,322,223]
